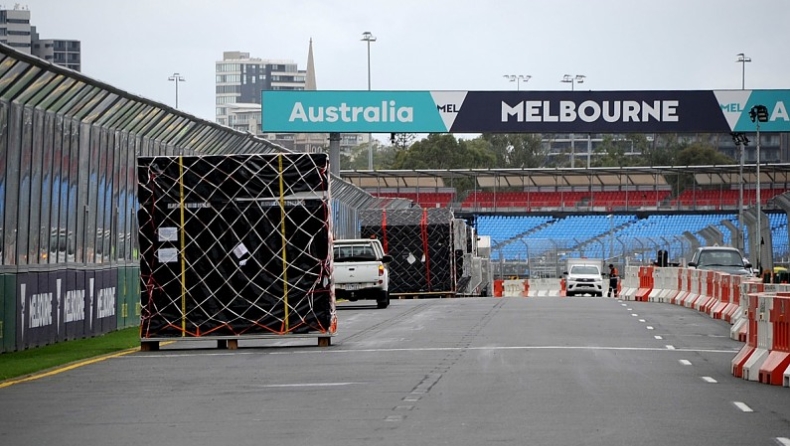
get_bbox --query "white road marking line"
[702,376,717,383]
[129,345,740,358]
[679,359,692,365]
[666,345,676,350]
[621,303,627,306]
[639,319,646,322]
[646,326,655,330]
[733,402,754,413]
[256,382,361,388]
[627,308,633,311]
[631,313,638,317]
[654,335,663,340]
[775,437,790,445]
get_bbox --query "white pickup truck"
[563,258,604,297]
[333,238,393,308]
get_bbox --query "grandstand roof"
[341,164,790,189]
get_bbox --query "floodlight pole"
[739,141,745,251]
[362,31,377,170]
[168,72,185,109]
[561,75,585,168]
[731,132,748,252]
[503,74,531,91]
[756,121,762,274]
[736,53,751,90]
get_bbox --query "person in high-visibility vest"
[607,263,619,298]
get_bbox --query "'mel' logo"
[720,103,744,112]
[437,104,460,113]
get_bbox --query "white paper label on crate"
[233,243,249,259]
[157,248,179,263]
[158,227,178,242]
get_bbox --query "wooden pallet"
[140,333,333,351]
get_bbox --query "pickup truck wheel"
[377,291,390,309]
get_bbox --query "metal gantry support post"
[328,132,341,177]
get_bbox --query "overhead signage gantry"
[262,89,790,134]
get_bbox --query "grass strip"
[0,327,140,381]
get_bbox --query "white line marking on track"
[733,402,754,413]
[255,382,361,388]
[627,308,633,311]
[646,326,655,330]
[666,345,675,350]
[679,360,692,365]
[639,319,646,322]
[701,376,717,383]
[654,335,663,340]
[631,313,638,317]
[621,304,627,306]
[127,345,740,358]
[775,437,790,445]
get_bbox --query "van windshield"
[570,265,599,275]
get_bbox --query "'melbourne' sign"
[261,89,790,134]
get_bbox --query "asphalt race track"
[2,296,789,446]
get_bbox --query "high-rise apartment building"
[0,7,32,52]
[216,41,367,154]
[32,27,81,72]
[215,51,306,126]
[0,6,81,72]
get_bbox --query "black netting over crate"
[360,208,455,295]
[137,154,335,339]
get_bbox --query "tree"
[590,135,633,167]
[390,133,416,152]
[392,134,495,170]
[481,133,546,168]
[337,140,394,170]
[666,141,735,195]
[676,142,735,166]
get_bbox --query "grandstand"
[342,165,790,278]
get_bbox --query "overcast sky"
[24,0,790,124]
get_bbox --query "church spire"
[305,38,317,90]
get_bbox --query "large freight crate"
[360,208,456,297]
[137,153,335,349]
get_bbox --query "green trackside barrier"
[131,265,141,325]
[117,265,141,329]
[1,273,17,353]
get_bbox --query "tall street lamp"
[361,31,377,170]
[168,72,185,109]
[730,132,750,252]
[561,74,586,168]
[736,53,751,90]
[561,74,585,91]
[749,104,769,274]
[503,74,531,91]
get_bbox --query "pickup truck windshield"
[570,265,599,275]
[334,245,377,262]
